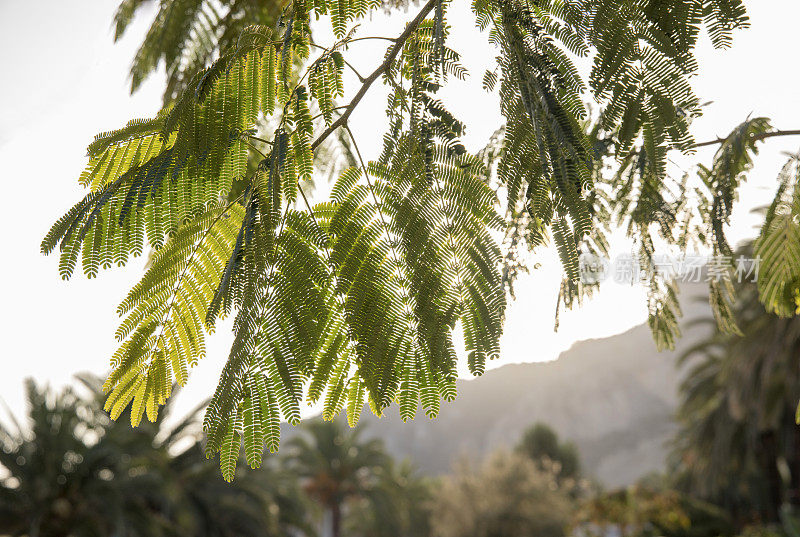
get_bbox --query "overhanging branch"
[310,0,438,150]
[692,129,800,149]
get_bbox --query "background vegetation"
[18,0,800,535]
[5,298,800,537]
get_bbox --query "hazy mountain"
[356,284,712,488]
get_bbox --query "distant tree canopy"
[43,0,800,477]
[517,422,580,480]
[431,451,573,537]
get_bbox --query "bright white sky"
[0,0,798,420]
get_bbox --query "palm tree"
[0,375,310,537]
[345,459,434,537]
[0,377,161,536]
[672,277,800,525]
[286,419,390,537]
[86,374,311,537]
[165,444,312,537]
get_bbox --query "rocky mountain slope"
[356,284,712,488]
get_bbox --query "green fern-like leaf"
[44,0,764,481]
[755,154,800,317]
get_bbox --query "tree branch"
[310,0,438,150]
[347,36,397,43]
[692,129,800,149]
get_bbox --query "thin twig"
[347,36,397,43]
[310,41,366,81]
[296,181,337,271]
[692,129,800,149]
[246,140,268,160]
[341,57,366,82]
[344,124,419,337]
[247,134,274,146]
[311,0,438,150]
[311,105,349,123]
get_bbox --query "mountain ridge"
[355,284,712,488]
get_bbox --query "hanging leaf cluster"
[45,0,800,481]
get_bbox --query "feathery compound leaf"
[220,410,243,482]
[104,204,245,423]
[42,31,286,280]
[118,0,284,103]
[701,117,773,256]
[709,274,741,336]
[755,154,800,317]
[44,0,771,480]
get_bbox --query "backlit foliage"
[45,0,800,479]
[754,154,800,318]
[113,0,286,103]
